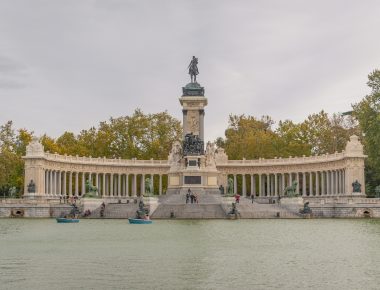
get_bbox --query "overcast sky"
[1,0,380,143]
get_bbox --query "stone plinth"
[280,197,304,206]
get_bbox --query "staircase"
[152,192,226,219]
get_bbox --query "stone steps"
[151,204,227,219]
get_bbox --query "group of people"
[186,189,199,204]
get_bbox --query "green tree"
[353,69,380,194]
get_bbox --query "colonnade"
[43,170,167,197]
[228,169,346,197]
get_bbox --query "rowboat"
[128,218,152,224]
[56,217,80,223]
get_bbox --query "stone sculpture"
[27,179,36,193]
[283,181,299,197]
[205,141,216,168]
[168,141,182,167]
[352,180,361,193]
[188,56,199,83]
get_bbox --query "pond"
[0,219,379,289]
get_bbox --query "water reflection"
[0,219,379,289]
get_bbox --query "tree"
[352,69,380,195]
[0,121,33,196]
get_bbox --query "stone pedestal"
[280,197,304,206]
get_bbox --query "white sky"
[1,0,380,143]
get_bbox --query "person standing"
[235,194,240,204]
[251,194,255,203]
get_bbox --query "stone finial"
[25,137,44,157]
[215,148,228,164]
[345,135,364,157]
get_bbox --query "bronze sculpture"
[188,56,199,83]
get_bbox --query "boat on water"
[128,218,152,224]
[56,217,80,223]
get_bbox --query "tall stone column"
[126,174,129,196]
[302,172,306,196]
[250,175,254,196]
[315,172,319,196]
[281,173,285,192]
[309,172,313,196]
[50,170,53,196]
[63,171,66,196]
[57,171,61,196]
[69,172,73,196]
[233,175,237,195]
[81,173,86,196]
[96,173,99,196]
[242,175,246,196]
[141,174,145,195]
[266,174,270,197]
[159,175,162,195]
[102,174,106,197]
[133,174,137,197]
[289,173,293,186]
[335,170,338,195]
[327,171,331,195]
[258,174,262,197]
[110,173,114,197]
[321,171,325,195]
[118,174,121,197]
[296,173,300,195]
[274,174,278,196]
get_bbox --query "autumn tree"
[353,69,380,194]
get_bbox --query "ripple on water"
[0,219,380,290]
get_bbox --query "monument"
[166,56,219,195]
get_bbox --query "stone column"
[242,175,246,196]
[63,171,66,196]
[266,174,270,197]
[159,175,162,195]
[49,170,53,196]
[96,173,99,196]
[141,174,145,196]
[102,174,106,197]
[321,171,325,195]
[309,172,313,196]
[327,171,331,195]
[118,174,121,197]
[81,173,85,196]
[274,174,278,196]
[302,172,306,196]
[133,174,137,197]
[281,173,285,192]
[250,175,254,196]
[57,171,61,196]
[334,170,338,195]
[296,173,300,195]
[110,173,114,197]
[126,174,129,196]
[316,171,319,196]
[150,175,154,195]
[252,175,256,196]
[258,174,262,197]
[69,172,73,196]
[289,173,293,186]
[233,175,237,195]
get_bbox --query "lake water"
[0,219,379,290]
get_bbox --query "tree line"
[0,71,379,196]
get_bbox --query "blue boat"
[128,218,152,224]
[56,217,80,223]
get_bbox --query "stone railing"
[43,152,169,166]
[218,151,347,166]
